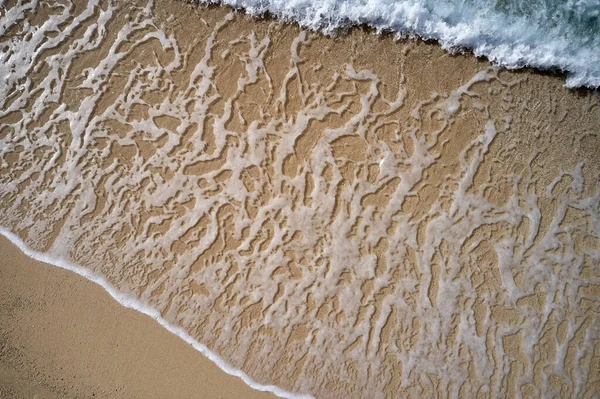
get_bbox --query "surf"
[200,0,600,88]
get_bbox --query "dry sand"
[0,235,274,399]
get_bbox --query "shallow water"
[0,0,599,398]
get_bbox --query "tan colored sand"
[0,235,275,399]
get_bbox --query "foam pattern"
[0,1,599,398]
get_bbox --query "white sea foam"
[204,0,600,88]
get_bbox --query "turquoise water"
[213,0,600,87]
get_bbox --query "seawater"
[0,0,599,398]
[207,0,600,88]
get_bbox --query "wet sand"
[0,235,275,399]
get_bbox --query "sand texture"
[0,234,275,398]
[0,0,599,397]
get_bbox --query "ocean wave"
[202,0,600,88]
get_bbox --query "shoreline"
[0,231,280,399]
[0,228,300,399]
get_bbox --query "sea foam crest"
[207,0,600,88]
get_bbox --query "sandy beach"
[0,234,275,398]
[0,0,599,397]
